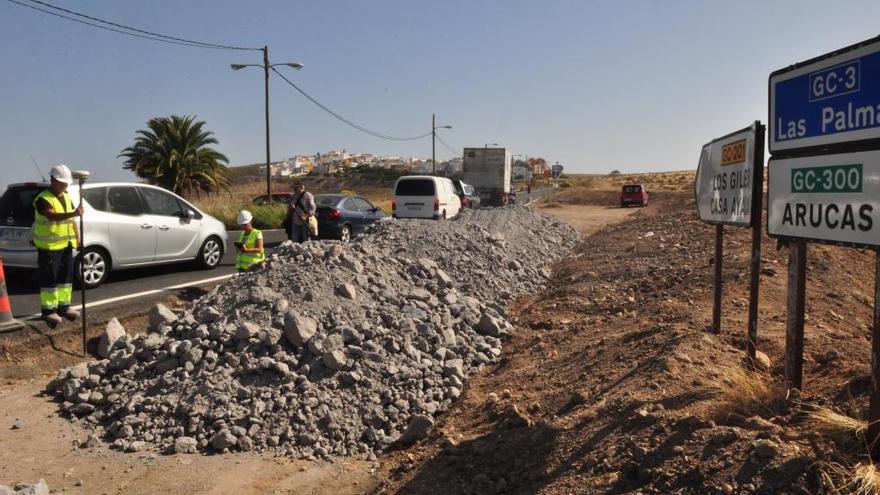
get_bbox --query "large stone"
[408,288,433,302]
[97,318,126,358]
[174,436,198,454]
[435,269,453,288]
[284,313,318,347]
[753,351,771,371]
[68,363,89,379]
[210,430,237,450]
[342,258,363,274]
[401,414,434,445]
[148,303,177,330]
[476,313,502,337]
[335,283,358,300]
[236,322,260,341]
[323,349,348,370]
[3,480,49,495]
[442,358,465,379]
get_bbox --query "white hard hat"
[49,164,73,184]
[236,210,253,225]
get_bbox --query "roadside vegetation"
[119,115,230,197]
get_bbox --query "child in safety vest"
[235,210,265,272]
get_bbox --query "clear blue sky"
[2,0,879,188]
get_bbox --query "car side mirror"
[181,209,195,219]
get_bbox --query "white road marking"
[20,273,235,321]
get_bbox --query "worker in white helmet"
[234,210,265,272]
[32,164,84,328]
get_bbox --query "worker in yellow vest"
[234,210,265,272]
[32,164,83,328]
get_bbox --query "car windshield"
[0,185,44,227]
[395,179,435,196]
[623,185,642,193]
[315,196,342,207]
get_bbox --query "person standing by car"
[285,182,315,243]
[234,210,265,272]
[32,164,83,328]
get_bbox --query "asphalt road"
[6,230,288,319]
[5,188,551,321]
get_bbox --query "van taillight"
[433,198,440,211]
[391,199,396,211]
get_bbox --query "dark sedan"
[315,194,389,242]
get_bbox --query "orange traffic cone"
[0,256,24,332]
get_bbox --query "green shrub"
[204,203,287,230]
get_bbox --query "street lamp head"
[285,63,304,69]
[230,64,248,70]
[439,125,452,130]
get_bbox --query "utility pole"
[232,48,302,204]
[432,113,436,175]
[262,46,271,203]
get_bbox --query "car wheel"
[77,247,110,289]
[339,225,352,243]
[197,236,223,269]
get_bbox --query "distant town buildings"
[254,150,547,180]
[259,149,464,177]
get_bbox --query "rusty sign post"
[712,225,723,333]
[782,240,806,389]
[767,36,880,450]
[695,123,765,346]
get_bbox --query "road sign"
[694,123,760,226]
[551,164,563,178]
[768,149,880,248]
[770,36,880,154]
[543,169,551,178]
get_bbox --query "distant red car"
[620,184,648,207]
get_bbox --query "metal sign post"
[747,125,766,359]
[695,123,764,344]
[712,225,723,333]
[768,36,880,452]
[783,240,807,389]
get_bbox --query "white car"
[391,175,462,220]
[0,181,228,288]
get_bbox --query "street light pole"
[232,50,303,205]
[430,115,452,176]
[263,46,271,204]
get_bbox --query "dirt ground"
[377,192,877,494]
[7,187,872,494]
[0,203,634,494]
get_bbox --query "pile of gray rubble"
[47,206,579,458]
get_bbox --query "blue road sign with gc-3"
[770,37,880,154]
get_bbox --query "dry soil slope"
[379,191,876,494]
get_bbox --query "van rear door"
[394,179,436,218]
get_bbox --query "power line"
[8,0,259,51]
[435,134,461,156]
[271,67,434,142]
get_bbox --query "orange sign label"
[721,139,747,166]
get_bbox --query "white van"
[392,176,462,220]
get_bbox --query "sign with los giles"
[694,124,758,226]
[767,149,880,247]
[770,37,880,153]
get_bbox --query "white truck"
[462,147,512,207]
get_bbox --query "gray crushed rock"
[46,206,578,458]
[0,480,49,495]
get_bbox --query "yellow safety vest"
[235,229,265,271]
[32,190,77,251]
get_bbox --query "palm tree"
[119,115,230,197]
